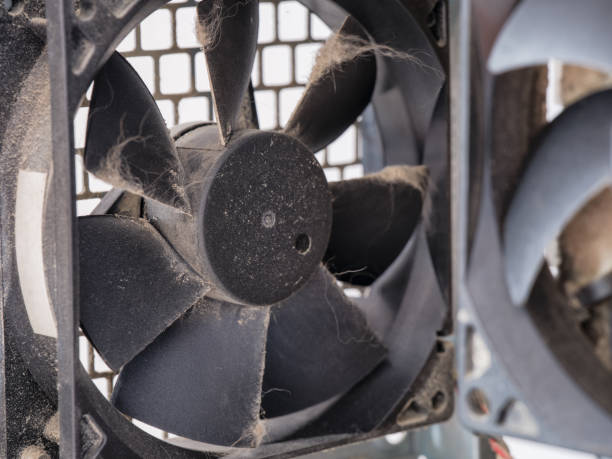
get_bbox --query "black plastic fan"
[78,1,425,446]
[456,0,612,454]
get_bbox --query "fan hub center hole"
[261,210,276,228]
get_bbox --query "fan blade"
[79,215,208,371]
[324,165,427,285]
[112,299,270,447]
[292,229,448,437]
[85,52,190,213]
[503,89,612,305]
[197,0,259,144]
[261,266,386,418]
[488,0,612,74]
[283,16,376,153]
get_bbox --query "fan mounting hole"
[431,391,446,411]
[467,388,490,417]
[295,233,310,254]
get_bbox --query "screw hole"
[295,233,310,254]
[406,400,423,414]
[431,391,446,411]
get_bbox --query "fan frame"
[0,0,453,456]
[454,0,612,456]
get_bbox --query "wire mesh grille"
[74,0,365,215]
[74,0,366,439]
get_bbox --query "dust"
[560,187,612,294]
[320,267,380,346]
[43,412,59,444]
[196,0,223,51]
[373,164,428,195]
[228,419,267,448]
[95,113,147,196]
[248,421,267,447]
[178,143,223,204]
[246,309,271,447]
[308,30,436,89]
[196,0,254,51]
[370,165,432,226]
[237,306,263,326]
[94,113,190,212]
[19,445,50,459]
[559,188,612,369]
[228,322,270,448]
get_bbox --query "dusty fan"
[78,0,425,446]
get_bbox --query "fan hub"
[187,129,332,306]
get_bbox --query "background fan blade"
[283,16,376,152]
[261,266,386,418]
[112,299,269,447]
[488,0,612,74]
[197,0,259,143]
[504,90,612,305]
[324,165,427,285]
[79,215,208,371]
[85,52,189,212]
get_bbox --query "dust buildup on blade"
[112,299,270,447]
[560,187,612,295]
[78,215,209,371]
[307,27,425,87]
[85,52,190,212]
[196,0,259,51]
[195,0,258,143]
[95,115,151,197]
[283,15,427,153]
[325,165,429,285]
[261,267,386,418]
[374,164,430,220]
[195,0,224,51]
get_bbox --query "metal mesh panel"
[74,0,366,437]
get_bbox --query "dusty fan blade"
[79,215,208,371]
[235,80,260,130]
[293,229,447,437]
[283,16,376,153]
[261,267,386,418]
[504,90,612,305]
[85,52,190,213]
[324,165,427,285]
[197,0,258,144]
[113,299,270,447]
[488,0,612,74]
